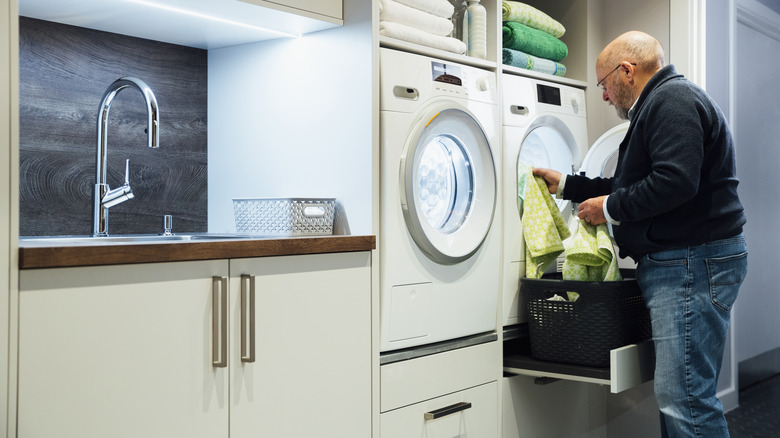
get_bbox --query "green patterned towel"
[502,1,565,38]
[502,48,566,76]
[562,221,622,282]
[518,162,571,278]
[503,21,568,62]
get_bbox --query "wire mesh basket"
[233,198,336,236]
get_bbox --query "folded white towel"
[393,0,455,19]
[380,21,467,54]
[380,0,454,36]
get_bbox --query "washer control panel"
[431,60,496,104]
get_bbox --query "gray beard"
[615,105,630,120]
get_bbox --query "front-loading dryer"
[379,48,500,352]
[500,73,588,326]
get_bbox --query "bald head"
[598,31,665,74]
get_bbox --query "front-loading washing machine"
[500,73,588,326]
[379,47,500,352]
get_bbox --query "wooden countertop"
[19,235,376,269]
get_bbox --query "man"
[534,31,747,437]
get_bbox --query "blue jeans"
[636,234,748,438]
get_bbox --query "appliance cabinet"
[380,341,500,437]
[17,251,371,438]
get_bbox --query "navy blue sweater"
[563,65,746,260]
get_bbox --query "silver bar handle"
[424,401,472,421]
[240,274,256,363]
[212,276,228,368]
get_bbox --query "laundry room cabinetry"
[17,260,231,438]
[380,341,500,436]
[16,252,371,438]
[244,0,343,21]
[376,0,501,69]
[228,252,371,437]
[18,0,343,49]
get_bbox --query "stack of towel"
[379,0,467,55]
[502,1,568,77]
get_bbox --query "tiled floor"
[726,373,780,437]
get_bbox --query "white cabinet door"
[18,260,230,438]
[229,252,371,438]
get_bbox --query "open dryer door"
[580,122,629,179]
[580,122,635,269]
[400,104,497,265]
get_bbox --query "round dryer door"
[400,105,497,264]
[516,116,580,215]
[580,122,629,177]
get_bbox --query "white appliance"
[379,48,500,352]
[500,73,588,326]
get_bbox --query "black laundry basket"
[523,271,652,367]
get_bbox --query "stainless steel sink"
[19,233,264,247]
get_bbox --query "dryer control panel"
[536,83,586,118]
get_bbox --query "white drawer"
[381,341,499,412]
[381,381,498,438]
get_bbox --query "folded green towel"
[502,1,565,38]
[518,162,571,278]
[503,21,568,62]
[562,221,622,282]
[503,48,566,76]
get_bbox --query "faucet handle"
[124,158,131,185]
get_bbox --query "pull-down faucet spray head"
[93,77,160,237]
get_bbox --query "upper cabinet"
[18,0,344,49]
[243,0,342,21]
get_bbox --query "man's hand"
[578,196,608,225]
[532,168,562,194]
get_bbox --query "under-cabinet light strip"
[126,0,300,38]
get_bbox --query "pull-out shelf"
[502,325,655,393]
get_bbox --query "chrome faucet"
[93,77,159,237]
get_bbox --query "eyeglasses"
[597,63,637,91]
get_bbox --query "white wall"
[733,0,780,364]
[207,0,372,235]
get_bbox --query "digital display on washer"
[537,84,562,106]
[431,62,463,86]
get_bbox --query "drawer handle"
[423,401,472,421]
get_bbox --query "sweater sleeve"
[561,174,613,202]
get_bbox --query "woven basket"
[523,271,651,367]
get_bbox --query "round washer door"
[400,104,497,264]
[580,122,629,177]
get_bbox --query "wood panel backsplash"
[19,17,208,236]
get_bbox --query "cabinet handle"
[423,402,472,421]
[212,276,228,368]
[240,274,256,363]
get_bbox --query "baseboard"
[738,347,780,389]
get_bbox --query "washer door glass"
[518,125,574,212]
[402,107,496,264]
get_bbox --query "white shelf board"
[19,0,341,49]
